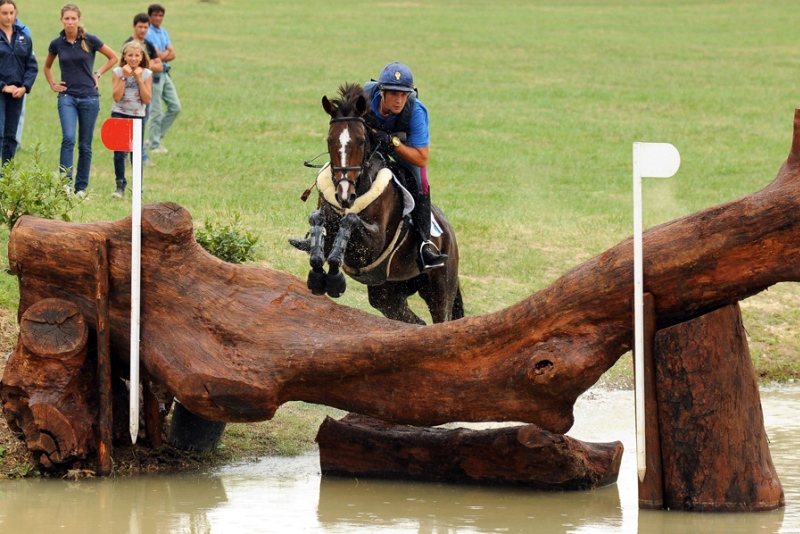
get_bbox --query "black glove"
[371,129,394,154]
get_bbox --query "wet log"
[0,299,97,468]
[7,111,800,437]
[317,414,623,490]
[654,303,784,511]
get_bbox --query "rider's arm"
[395,144,429,168]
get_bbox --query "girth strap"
[342,217,412,285]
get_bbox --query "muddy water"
[1,385,798,533]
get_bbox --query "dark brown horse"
[292,83,463,324]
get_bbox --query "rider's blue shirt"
[370,91,429,149]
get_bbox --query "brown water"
[1,385,798,533]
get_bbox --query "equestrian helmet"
[378,62,414,92]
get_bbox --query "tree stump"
[316,414,623,490]
[654,303,784,511]
[0,299,97,469]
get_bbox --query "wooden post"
[94,241,113,476]
[0,299,95,469]
[654,303,784,511]
[142,380,163,448]
[637,293,664,509]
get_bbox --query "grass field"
[2,0,800,381]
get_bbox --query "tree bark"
[6,111,800,437]
[0,298,96,468]
[317,414,623,490]
[654,304,784,511]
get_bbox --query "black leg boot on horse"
[412,191,448,270]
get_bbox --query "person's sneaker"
[75,190,88,200]
[151,146,168,154]
[142,157,155,167]
[112,186,125,198]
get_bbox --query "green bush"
[0,145,82,234]
[195,212,259,264]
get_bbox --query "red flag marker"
[101,118,134,152]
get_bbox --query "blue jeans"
[0,93,24,166]
[111,111,144,188]
[57,94,100,193]
[148,73,181,149]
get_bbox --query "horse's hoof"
[289,237,311,252]
[307,269,327,295]
[326,271,347,298]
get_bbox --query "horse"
[291,83,463,324]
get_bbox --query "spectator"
[110,40,152,198]
[12,14,29,148]
[124,12,161,166]
[0,0,37,165]
[145,3,180,154]
[43,3,117,197]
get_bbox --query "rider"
[365,62,447,270]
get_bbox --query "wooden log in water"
[0,299,97,469]
[316,414,623,490]
[654,303,784,511]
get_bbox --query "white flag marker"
[632,142,680,482]
[130,119,143,444]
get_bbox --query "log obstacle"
[317,413,623,490]
[2,109,800,503]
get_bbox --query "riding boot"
[412,192,448,270]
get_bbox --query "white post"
[632,142,680,482]
[130,119,143,444]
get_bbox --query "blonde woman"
[43,3,117,196]
[110,40,151,198]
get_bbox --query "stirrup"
[420,240,447,269]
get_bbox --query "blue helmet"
[378,62,414,92]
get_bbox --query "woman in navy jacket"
[0,0,37,165]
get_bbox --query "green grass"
[3,0,800,376]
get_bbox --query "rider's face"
[380,90,410,116]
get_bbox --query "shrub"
[195,212,259,264]
[0,145,82,234]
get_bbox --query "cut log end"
[142,202,194,240]
[19,299,88,359]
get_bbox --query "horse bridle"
[327,116,370,189]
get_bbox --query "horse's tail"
[451,284,465,320]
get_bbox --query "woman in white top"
[110,40,151,198]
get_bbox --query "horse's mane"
[328,83,367,118]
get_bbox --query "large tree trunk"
[654,304,784,511]
[0,299,96,469]
[6,112,800,438]
[317,414,623,490]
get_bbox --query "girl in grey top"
[110,40,151,197]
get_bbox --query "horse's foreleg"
[306,210,327,295]
[325,213,359,298]
[368,283,426,325]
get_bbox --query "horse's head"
[322,83,371,209]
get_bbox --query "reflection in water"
[318,476,622,533]
[0,386,798,533]
[0,474,227,534]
